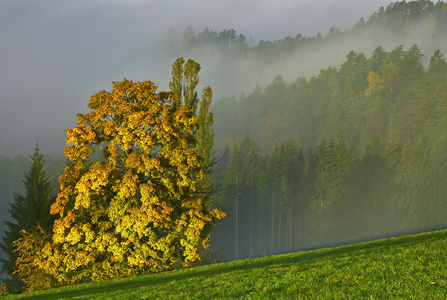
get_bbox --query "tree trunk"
[288,200,292,251]
[278,192,281,252]
[250,179,254,258]
[271,188,274,254]
[235,175,239,260]
[260,196,263,256]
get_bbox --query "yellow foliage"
[365,62,400,96]
[12,226,56,292]
[0,285,9,296]
[43,78,225,285]
[365,71,384,96]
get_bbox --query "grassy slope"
[5,230,447,299]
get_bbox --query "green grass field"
[5,229,447,299]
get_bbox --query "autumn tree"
[20,76,224,286]
[170,57,200,111]
[365,71,384,96]
[0,144,56,293]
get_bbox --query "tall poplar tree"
[170,58,215,194]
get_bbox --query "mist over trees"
[211,43,447,261]
[151,0,447,99]
[0,153,65,289]
[2,1,447,158]
[1,0,447,291]
[213,43,447,152]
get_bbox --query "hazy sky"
[0,0,392,157]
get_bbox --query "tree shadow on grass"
[16,229,446,299]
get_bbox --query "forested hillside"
[2,0,447,283]
[214,44,447,153]
[209,1,447,261]
[153,0,447,99]
[211,44,447,260]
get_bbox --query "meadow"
[4,229,446,299]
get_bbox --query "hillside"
[2,0,447,293]
[211,42,447,261]
[5,229,447,299]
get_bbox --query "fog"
[0,0,394,158]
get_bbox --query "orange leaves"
[0,285,9,296]
[102,119,118,137]
[124,152,141,170]
[116,173,138,200]
[43,73,223,284]
[66,126,96,148]
[365,62,400,96]
[210,208,226,225]
[12,226,55,292]
[365,71,384,96]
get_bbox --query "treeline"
[161,1,447,61]
[213,44,447,153]
[210,44,447,261]
[213,132,447,261]
[151,0,447,99]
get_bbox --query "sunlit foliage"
[18,77,224,287]
[0,285,9,296]
[12,226,54,292]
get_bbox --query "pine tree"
[310,132,356,246]
[277,140,301,251]
[0,144,55,293]
[264,145,282,254]
[246,143,261,257]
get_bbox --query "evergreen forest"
[209,1,447,260]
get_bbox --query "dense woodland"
[212,43,447,261]
[210,1,447,260]
[2,0,447,287]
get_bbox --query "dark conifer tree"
[0,144,56,293]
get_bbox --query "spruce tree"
[0,144,55,292]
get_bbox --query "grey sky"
[0,0,392,157]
